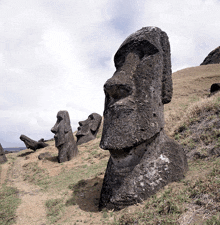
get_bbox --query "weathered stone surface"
[99,27,188,210]
[0,143,7,164]
[76,113,102,145]
[210,83,220,95]
[201,46,220,65]
[20,135,48,151]
[38,152,52,160]
[51,110,78,163]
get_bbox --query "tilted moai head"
[51,110,78,162]
[20,135,48,151]
[100,27,172,151]
[76,113,102,145]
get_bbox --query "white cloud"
[1,0,220,147]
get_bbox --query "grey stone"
[201,46,220,65]
[0,143,7,164]
[51,110,78,163]
[38,152,52,160]
[20,135,48,151]
[76,113,102,145]
[99,27,188,210]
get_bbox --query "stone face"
[0,143,7,164]
[99,27,188,210]
[100,27,172,151]
[201,46,220,65]
[20,135,48,151]
[76,113,102,145]
[51,110,78,163]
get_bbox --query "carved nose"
[104,81,132,101]
[79,120,86,126]
[51,127,56,134]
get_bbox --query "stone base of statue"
[99,130,188,211]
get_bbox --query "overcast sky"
[1,0,220,147]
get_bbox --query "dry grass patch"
[0,185,21,225]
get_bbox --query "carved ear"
[64,124,71,133]
[160,31,173,104]
[91,120,100,132]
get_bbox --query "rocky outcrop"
[99,27,188,210]
[201,46,220,65]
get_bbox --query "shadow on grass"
[17,150,34,157]
[67,177,103,212]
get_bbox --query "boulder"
[38,152,52,160]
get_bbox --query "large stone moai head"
[51,110,78,163]
[99,27,187,211]
[76,113,102,145]
[100,27,172,151]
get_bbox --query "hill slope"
[0,64,220,225]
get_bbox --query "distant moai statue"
[76,113,102,145]
[99,27,188,210]
[0,143,7,164]
[51,110,78,163]
[20,135,48,151]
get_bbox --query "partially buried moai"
[99,27,188,210]
[76,113,102,145]
[51,110,78,163]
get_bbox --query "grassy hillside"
[0,64,220,225]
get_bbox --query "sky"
[1,0,220,147]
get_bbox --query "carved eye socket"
[89,115,94,120]
[57,116,63,122]
[114,40,159,69]
[104,83,132,102]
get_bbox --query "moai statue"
[0,143,7,164]
[20,135,48,151]
[76,113,102,145]
[99,27,188,210]
[51,110,78,163]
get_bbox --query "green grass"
[48,159,108,191]
[22,162,50,189]
[45,198,65,224]
[21,158,108,192]
[205,214,220,225]
[0,185,21,225]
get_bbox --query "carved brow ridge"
[114,40,159,69]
